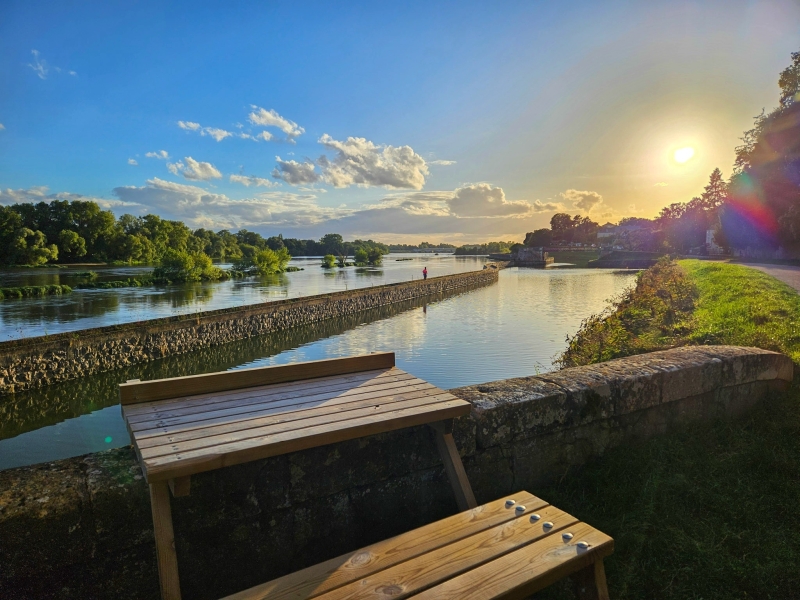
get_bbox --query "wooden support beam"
[168,476,191,497]
[149,481,182,600]
[430,420,477,511]
[574,559,610,600]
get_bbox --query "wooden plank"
[119,352,396,405]
[144,399,469,481]
[136,387,455,452]
[168,476,191,497]
[410,522,614,600]
[124,368,406,419]
[221,492,548,600]
[312,504,578,600]
[126,376,428,431]
[432,426,477,511]
[139,393,460,460]
[149,481,182,600]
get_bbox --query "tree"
[700,168,728,211]
[354,248,368,265]
[778,50,800,108]
[550,213,575,241]
[524,229,552,247]
[252,247,291,275]
[9,228,58,265]
[58,230,87,261]
[319,233,344,256]
[322,254,336,268]
[367,248,383,266]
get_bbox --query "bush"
[354,248,368,266]
[0,284,72,300]
[322,254,336,268]
[367,248,383,266]
[153,249,227,283]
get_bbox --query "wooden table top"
[222,491,614,600]
[123,365,470,483]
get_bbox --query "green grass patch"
[682,260,800,363]
[0,284,72,299]
[533,386,800,599]
[76,277,151,289]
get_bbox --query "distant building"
[706,229,725,255]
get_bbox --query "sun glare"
[674,147,695,164]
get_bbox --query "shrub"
[322,254,336,268]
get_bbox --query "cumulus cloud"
[167,157,222,181]
[128,158,138,166]
[177,121,201,131]
[429,159,456,166]
[256,131,273,141]
[561,189,604,213]
[447,184,536,217]
[146,150,170,160]
[272,157,320,185]
[248,106,304,140]
[201,127,233,142]
[229,174,279,188]
[0,186,139,212]
[113,178,338,230]
[314,134,428,190]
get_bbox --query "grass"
[543,258,800,598]
[534,386,800,599]
[0,284,72,299]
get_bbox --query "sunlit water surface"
[0,267,636,469]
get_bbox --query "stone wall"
[0,345,791,599]
[0,269,498,396]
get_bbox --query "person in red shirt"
[422,267,428,280]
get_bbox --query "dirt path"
[742,263,800,292]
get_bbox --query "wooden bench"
[120,352,613,600]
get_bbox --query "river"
[0,262,636,470]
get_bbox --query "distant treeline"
[454,241,516,255]
[0,201,389,267]
[388,242,456,252]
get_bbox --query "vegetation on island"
[453,241,517,255]
[0,284,72,300]
[388,241,456,252]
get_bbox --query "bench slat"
[221,493,548,600]
[314,504,578,600]
[127,375,426,433]
[144,398,469,481]
[119,352,396,405]
[410,522,614,600]
[136,387,451,451]
[125,369,405,420]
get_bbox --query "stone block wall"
[0,345,792,599]
[0,269,498,396]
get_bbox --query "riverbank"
[558,259,800,367]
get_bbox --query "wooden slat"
[222,492,548,600]
[124,368,406,419]
[410,523,614,600]
[149,481,182,600]
[119,352,395,405]
[312,505,577,600]
[140,393,459,461]
[126,375,426,431]
[136,387,453,452]
[433,427,477,511]
[144,399,469,481]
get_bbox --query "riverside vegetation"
[540,259,800,599]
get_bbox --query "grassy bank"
[558,259,800,367]
[545,259,800,598]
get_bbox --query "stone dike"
[0,268,498,396]
[0,345,791,599]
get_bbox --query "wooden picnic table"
[121,352,477,600]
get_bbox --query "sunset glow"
[674,147,696,164]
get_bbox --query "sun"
[674,147,695,164]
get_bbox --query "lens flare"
[674,147,695,163]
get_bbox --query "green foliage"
[523,228,552,247]
[0,284,72,300]
[152,249,227,283]
[453,241,515,255]
[76,278,150,289]
[253,247,291,275]
[354,248,368,265]
[388,242,456,251]
[322,254,336,268]
[556,259,698,367]
[367,248,383,266]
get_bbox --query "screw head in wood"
[515,505,526,513]
[505,499,516,507]
[562,532,573,541]
[543,521,554,529]
[577,541,590,549]
[529,514,541,522]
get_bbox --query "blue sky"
[1,0,798,242]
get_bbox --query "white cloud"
[447,184,540,217]
[256,131,273,142]
[429,159,457,166]
[27,50,48,79]
[314,134,429,190]
[177,121,201,131]
[272,157,321,185]
[128,158,138,166]
[654,182,668,187]
[146,150,170,160]
[561,189,604,213]
[248,106,304,140]
[0,123,5,130]
[201,127,233,142]
[167,157,222,181]
[113,178,338,230]
[229,174,279,188]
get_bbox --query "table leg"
[430,420,477,511]
[574,559,610,600]
[149,481,182,600]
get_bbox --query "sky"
[1,0,798,244]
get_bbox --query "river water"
[0,262,636,470]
